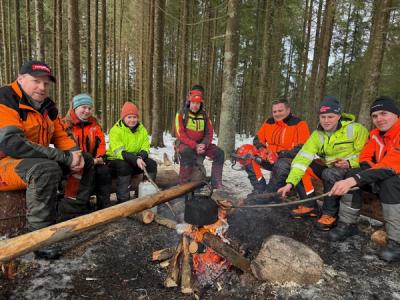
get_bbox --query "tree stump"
[251,235,323,284]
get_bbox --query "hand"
[329,177,357,196]
[94,157,104,165]
[70,150,84,172]
[334,159,350,169]
[277,183,292,198]
[136,157,146,170]
[196,144,206,155]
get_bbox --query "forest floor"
[1,135,400,299]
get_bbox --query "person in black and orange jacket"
[329,96,400,263]
[63,94,111,211]
[0,61,91,259]
[175,84,224,189]
[243,98,314,207]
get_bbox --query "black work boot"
[378,239,400,263]
[329,222,358,242]
[34,245,63,260]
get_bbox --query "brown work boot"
[316,214,337,231]
[290,205,318,219]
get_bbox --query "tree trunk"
[218,0,240,158]
[25,0,31,60]
[14,0,22,69]
[151,0,166,147]
[0,0,10,82]
[56,0,64,113]
[100,0,107,130]
[178,0,189,105]
[34,0,45,61]
[87,0,92,94]
[67,0,81,99]
[358,0,392,126]
[92,0,99,116]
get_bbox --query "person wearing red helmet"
[175,84,224,189]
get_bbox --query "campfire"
[152,191,251,294]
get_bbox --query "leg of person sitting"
[378,175,400,262]
[316,167,349,231]
[109,159,132,203]
[178,144,196,184]
[244,160,267,196]
[204,144,225,189]
[94,164,112,209]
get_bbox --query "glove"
[122,151,138,167]
[254,156,263,165]
[137,150,148,161]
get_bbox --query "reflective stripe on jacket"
[254,114,310,152]
[106,120,150,160]
[175,109,213,149]
[359,118,400,173]
[63,109,106,158]
[0,81,77,163]
[286,113,369,186]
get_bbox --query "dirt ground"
[1,189,400,300]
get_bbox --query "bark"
[0,181,204,263]
[100,0,107,130]
[56,0,65,114]
[92,0,99,115]
[67,0,81,98]
[358,0,392,126]
[178,0,189,105]
[218,0,240,158]
[0,0,10,82]
[151,0,166,147]
[25,0,31,60]
[14,0,22,69]
[87,0,92,94]
[34,0,45,61]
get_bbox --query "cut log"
[130,210,155,224]
[1,259,19,280]
[154,214,178,230]
[0,181,204,263]
[152,247,175,261]
[181,235,193,294]
[189,240,199,254]
[371,229,387,247]
[164,238,183,288]
[202,232,252,274]
[160,259,170,268]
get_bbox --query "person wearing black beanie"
[329,96,400,263]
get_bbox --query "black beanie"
[319,96,341,115]
[370,96,399,116]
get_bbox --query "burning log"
[181,235,193,294]
[0,181,204,263]
[202,232,252,274]
[152,247,176,261]
[164,239,183,288]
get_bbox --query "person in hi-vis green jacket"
[278,96,368,231]
[107,101,157,203]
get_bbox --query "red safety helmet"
[235,144,258,166]
[187,89,204,103]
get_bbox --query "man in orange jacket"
[0,61,86,258]
[329,96,400,262]
[244,99,314,205]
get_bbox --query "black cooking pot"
[184,192,218,226]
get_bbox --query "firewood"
[202,232,252,274]
[0,181,204,263]
[160,260,170,268]
[189,240,199,254]
[181,235,193,294]
[154,214,178,229]
[164,238,183,288]
[129,210,155,224]
[152,247,175,261]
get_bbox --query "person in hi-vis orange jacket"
[0,61,87,240]
[244,98,314,205]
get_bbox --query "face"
[123,114,138,128]
[319,113,341,132]
[17,74,51,102]
[272,103,290,122]
[371,110,398,132]
[189,101,201,113]
[75,105,93,121]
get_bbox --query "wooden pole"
[0,181,204,263]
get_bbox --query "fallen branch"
[164,238,183,288]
